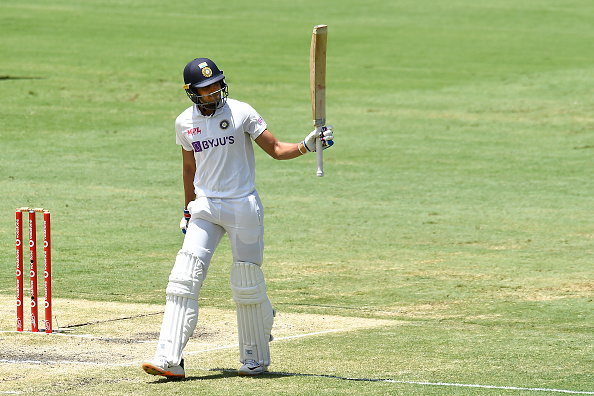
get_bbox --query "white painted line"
[0,359,107,366]
[369,379,594,395]
[0,330,151,342]
[120,329,347,366]
[275,328,346,341]
[0,330,96,339]
[182,329,345,356]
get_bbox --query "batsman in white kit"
[142,58,334,378]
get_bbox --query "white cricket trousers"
[183,190,265,275]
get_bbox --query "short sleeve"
[244,106,267,140]
[175,116,194,151]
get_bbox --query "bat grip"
[316,126,324,177]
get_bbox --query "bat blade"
[310,24,327,177]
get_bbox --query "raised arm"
[254,128,333,160]
[254,130,303,160]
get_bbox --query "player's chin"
[199,102,218,111]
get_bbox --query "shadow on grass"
[148,369,238,383]
[149,368,392,383]
[0,75,45,80]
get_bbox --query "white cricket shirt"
[175,98,267,199]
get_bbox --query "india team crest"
[219,119,230,130]
[202,67,213,78]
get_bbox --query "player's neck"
[197,105,216,117]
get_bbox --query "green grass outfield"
[1,0,593,394]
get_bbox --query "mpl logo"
[192,136,235,153]
[186,127,202,136]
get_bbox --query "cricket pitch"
[0,294,396,392]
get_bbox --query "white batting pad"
[155,250,204,366]
[230,262,275,367]
[156,295,198,366]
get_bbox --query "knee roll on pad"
[166,250,205,300]
[230,262,275,367]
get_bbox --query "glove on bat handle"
[316,126,324,177]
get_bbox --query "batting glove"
[300,125,334,153]
[180,208,191,234]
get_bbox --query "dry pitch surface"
[0,294,394,393]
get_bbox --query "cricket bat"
[310,24,328,177]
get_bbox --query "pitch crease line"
[120,329,346,366]
[0,359,109,366]
[183,329,345,356]
[0,330,96,338]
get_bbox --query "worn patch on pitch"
[0,295,394,367]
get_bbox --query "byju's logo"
[192,136,235,152]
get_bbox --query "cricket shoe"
[142,357,185,379]
[238,359,268,376]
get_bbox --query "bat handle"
[316,126,324,177]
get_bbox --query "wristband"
[298,141,308,155]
